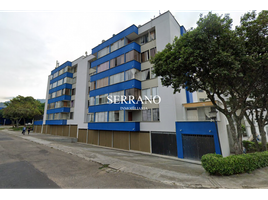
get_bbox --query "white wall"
[43,75,51,125]
[67,54,95,129]
[139,11,186,132]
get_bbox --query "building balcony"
[46,120,67,125]
[88,121,140,132]
[47,107,70,114]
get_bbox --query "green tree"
[2,96,42,127]
[236,11,268,151]
[150,11,267,154]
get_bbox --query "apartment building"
[35,11,231,160]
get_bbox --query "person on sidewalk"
[27,127,31,135]
[22,126,26,135]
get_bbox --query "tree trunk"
[244,113,260,151]
[235,117,243,154]
[258,121,267,151]
[227,116,243,154]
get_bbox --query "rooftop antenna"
[85,51,88,56]
[56,60,59,68]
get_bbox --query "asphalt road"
[0,130,177,189]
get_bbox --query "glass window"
[51,92,56,98]
[142,109,151,121]
[152,108,159,121]
[63,101,70,107]
[150,47,156,58]
[49,102,55,110]
[49,113,54,120]
[95,112,108,122]
[55,101,62,108]
[63,77,72,84]
[58,79,63,86]
[90,97,95,106]
[62,113,68,120]
[110,54,124,68]
[125,68,140,81]
[150,30,155,40]
[91,81,96,90]
[71,100,75,107]
[59,69,64,76]
[62,88,71,95]
[72,77,76,84]
[125,50,140,63]
[141,69,150,81]
[109,110,124,122]
[97,61,109,73]
[96,77,108,89]
[87,113,94,122]
[49,84,52,89]
[111,38,124,52]
[56,90,62,97]
[72,88,76,96]
[52,82,57,88]
[142,88,151,100]
[98,47,109,58]
[69,112,73,119]
[108,90,124,103]
[141,50,149,62]
[53,71,59,79]
[125,88,141,100]
[140,33,149,45]
[151,67,157,79]
[96,94,108,105]
[110,72,124,85]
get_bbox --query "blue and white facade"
[38,11,231,160]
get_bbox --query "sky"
[0,0,266,103]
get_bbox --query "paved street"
[0,130,177,189]
[1,128,268,189]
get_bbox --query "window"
[55,101,61,108]
[150,30,155,40]
[89,97,95,106]
[152,87,158,98]
[49,84,52,89]
[56,90,62,97]
[61,113,68,120]
[91,81,96,90]
[69,112,73,119]
[58,79,63,86]
[110,72,124,85]
[51,92,56,98]
[109,110,124,122]
[151,67,156,79]
[125,88,141,100]
[63,77,72,84]
[72,88,76,96]
[142,109,151,121]
[87,113,94,122]
[53,71,59,79]
[111,38,124,52]
[72,77,76,84]
[54,113,60,120]
[110,54,124,68]
[95,112,108,122]
[141,69,150,81]
[71,100,75,107]
[140,33,149,45]
[96,77,108,89]
[63,101,70,107]
[48,93,52,99]
[108,90,124,103]
[142,88,151,100]
[125,68,140,81]
[96,94,108,105]
[150,47,156,58]
[97,61,109,73]
[59,69,64,76]
[98,47,109,58]
[141,51,149,62]
[152,108,159,121]
[52,82,57,88]
[49,102,55,110]
[125,50,140,63]
[62,88,71,95]
[49,113,54,120]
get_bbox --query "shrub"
[201,152,268,175]
[243,140,268,152]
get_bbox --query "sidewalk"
[5,130,268,189]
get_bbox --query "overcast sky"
[0,1,265,102]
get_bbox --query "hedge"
[242,140,268,153]
[201,152,268,175]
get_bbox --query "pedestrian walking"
[28,127,31,135]
[22,126,26,135]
